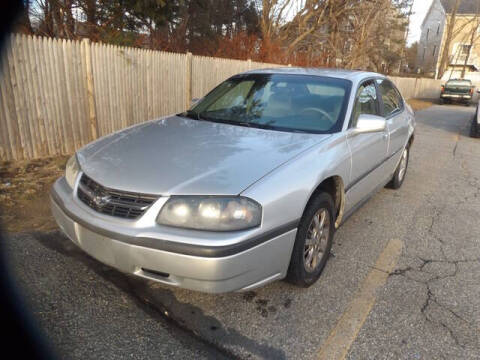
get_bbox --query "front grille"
[77,174,158,219]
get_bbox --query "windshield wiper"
[201,117,253,128]
[180,110,216,122]
[180,111,318,133]
[182,110,282,131]
[179,110,199,120]
[235,121,254,128]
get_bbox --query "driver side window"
[351,81,380,127]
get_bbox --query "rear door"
[376,78,408,158]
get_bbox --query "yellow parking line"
[317,239,403,360]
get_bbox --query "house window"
[426,28,430,40]
[433,45,437,56]
[459,44,472,57]
[437,24,440,35]
[422,47,426,60]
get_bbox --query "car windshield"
[446,80,471,86]
[183,74,352,134]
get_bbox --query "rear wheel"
[286,193,334,287]
[387,146,409,189]
[473,119,480,138]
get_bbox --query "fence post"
[413,77,419,99]
[82,38,98,140]
[186,52,193,109]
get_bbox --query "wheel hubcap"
[304,209,330,273]
[398,148,408,181]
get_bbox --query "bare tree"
[15,0,35,34]
[437,0,461,79]
[18,0,410,69]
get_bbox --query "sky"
[408,0,434,45]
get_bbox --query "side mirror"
[190,98,200,108]
[354,114,386,134]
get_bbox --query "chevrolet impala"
[51,68,415,293]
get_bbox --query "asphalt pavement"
[3,104,480,359]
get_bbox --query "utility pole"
[438,0,462,79]
[461,10,480,78]
[400,0,414,73]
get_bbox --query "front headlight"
[65,154,80,189]
[157,196,262,231]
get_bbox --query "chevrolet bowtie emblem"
[92,192,111,208]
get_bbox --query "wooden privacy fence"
[0,34,280,161]
[0,34,458,161]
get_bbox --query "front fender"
[241,133,350,233]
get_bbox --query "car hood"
[77,116,330,195]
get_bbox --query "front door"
[345,80,389,212]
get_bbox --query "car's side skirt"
[342,147,403,225]
[340,175,393,227]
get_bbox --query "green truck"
[440,79,474,105]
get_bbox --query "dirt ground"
[407,98,435,112]
[0,99,434,234]
[0,156,69,233]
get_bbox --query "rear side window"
[376,79,403,117]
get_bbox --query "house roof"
[440,0,480,14]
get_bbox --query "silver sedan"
[51,68,415,293]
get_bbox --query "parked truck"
[440,79,474,106]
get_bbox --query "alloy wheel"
[304,208,330,273]
[398,148,408,182]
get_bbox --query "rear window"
[446,80,472,86]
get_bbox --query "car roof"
[447,78,471,82]
[241,67,384,82]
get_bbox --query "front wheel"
[387,146,409,189]
[286,193,334,287]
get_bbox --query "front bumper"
[441,93,472,100]
[50,177,296,293]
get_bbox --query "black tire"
[387,146,409,189]
[473,119,480,138]
[286,192,334,287]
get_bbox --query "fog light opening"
[141,268,170,278]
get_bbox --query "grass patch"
[0,155,69,233]
[407,99,435,112]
